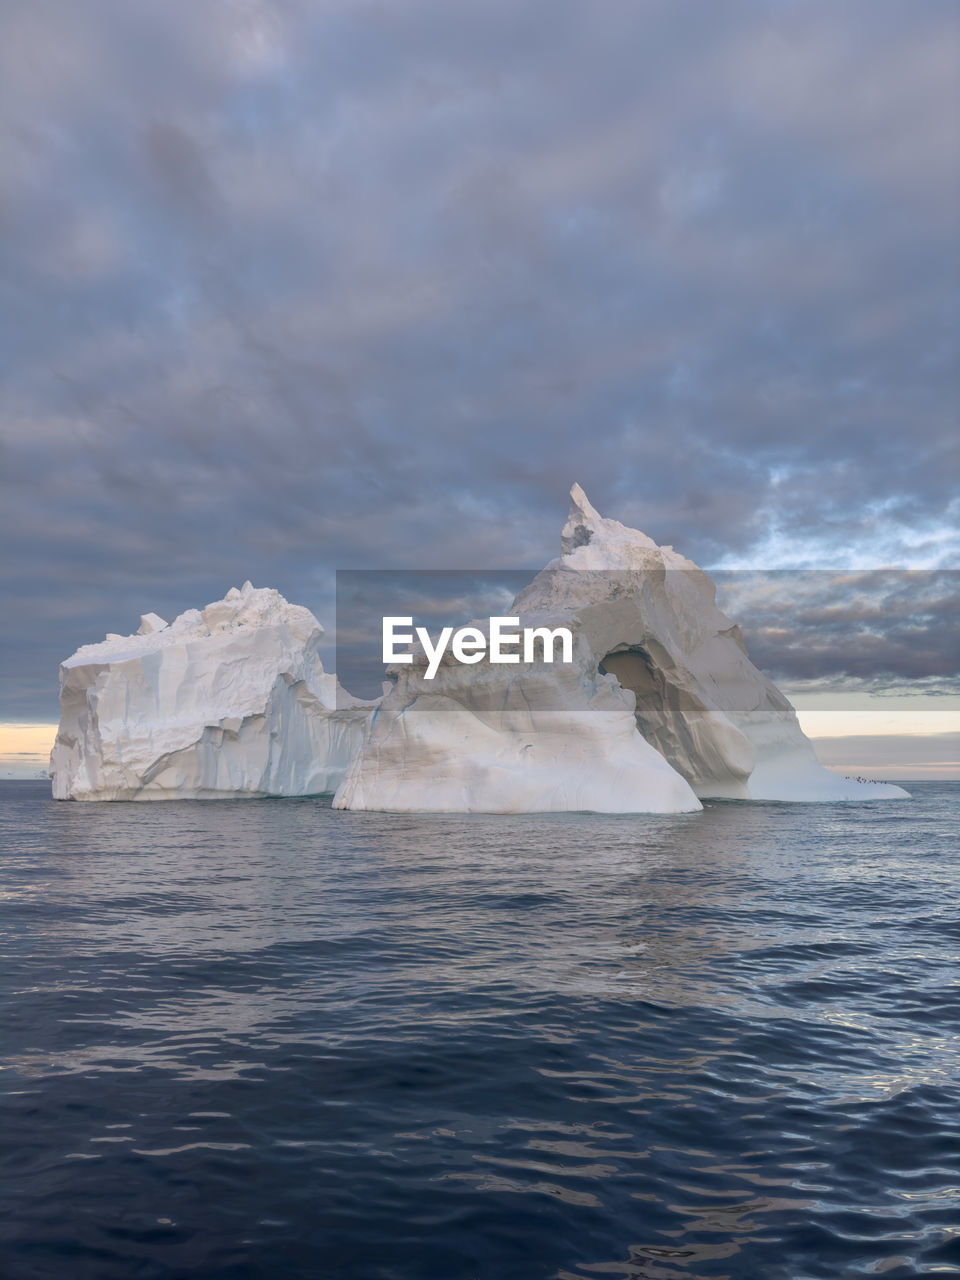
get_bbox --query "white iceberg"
[334,485,908,811]
[51,582,373,801]
[51,487,909,809]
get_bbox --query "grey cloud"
[718,570,960,686]
[1,0,957,719]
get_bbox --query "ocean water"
[1,780,958,1280]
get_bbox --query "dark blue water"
[1,780,958,1280]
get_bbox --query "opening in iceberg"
[599,643,755,796]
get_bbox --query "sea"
[1,779,958,1280]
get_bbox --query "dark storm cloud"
[1,0,957,718]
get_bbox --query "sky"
[0,0,957,776]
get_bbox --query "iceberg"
[333,485,908,811]
[50,582,373,801]
[50,487,909,809]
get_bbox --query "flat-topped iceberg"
[334,486,908,811]
[50,582,373,801]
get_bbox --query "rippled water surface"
[1,780,958,1280]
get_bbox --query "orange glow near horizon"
[0,723,57,777]
[1,712,957,782]
[0,723,57,754]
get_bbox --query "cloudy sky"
[1,0,957,773]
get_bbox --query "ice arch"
[598,643,755,798]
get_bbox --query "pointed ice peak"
[562,483,604,555]
[569,482,601,523]
[556,482,665,565]
[241,580,254,596]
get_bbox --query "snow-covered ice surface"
[334,486,908,811]
[50,583,373,800]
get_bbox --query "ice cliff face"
[334,486,908,810]
[50,583,373,801]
